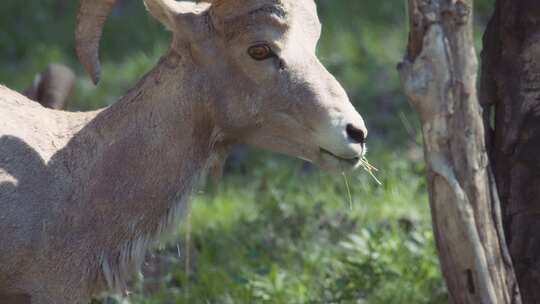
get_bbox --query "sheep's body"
[0,87,101,302]
[0,55,212,303]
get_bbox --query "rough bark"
[481,1,540,303]
[398,0,521,303]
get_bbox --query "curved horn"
[75,0,117,85]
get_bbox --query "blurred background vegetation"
[0,0,495,303]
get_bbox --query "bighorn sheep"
[24,63,76,110]
[0,0,367,303]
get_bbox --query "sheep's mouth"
[319,148,361,166]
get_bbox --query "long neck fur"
[54,50,222,295]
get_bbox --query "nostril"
[346,124,366,144]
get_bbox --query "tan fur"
[0,1,367,303]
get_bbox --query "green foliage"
[128,150,445,304]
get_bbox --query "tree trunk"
[481,1,540,303]
[398,0,521,303]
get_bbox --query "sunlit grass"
[126,147,444,304]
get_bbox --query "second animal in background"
[24,63,75,110]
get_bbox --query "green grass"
[123,148,446,304]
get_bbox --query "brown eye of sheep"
[248,44,274,61]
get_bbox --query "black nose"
[346,124,366,144]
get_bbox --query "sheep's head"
[76,0,368,172]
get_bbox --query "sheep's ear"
[144,0,210,38]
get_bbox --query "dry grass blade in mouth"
[359,157,383,185]
[339,157,382,210]
[342,172,354,210]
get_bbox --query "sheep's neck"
[64,51,217,292]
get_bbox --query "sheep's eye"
[248,44,274,61]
